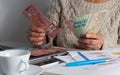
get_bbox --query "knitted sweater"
[47,0,120,49]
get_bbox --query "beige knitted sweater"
[47,0,120,49]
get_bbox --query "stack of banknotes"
[66,10,108,38]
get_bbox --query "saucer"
[0,65,42,75]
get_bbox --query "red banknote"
[30,46,66,57]
[23,4,62,38]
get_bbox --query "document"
[54,48,120,70]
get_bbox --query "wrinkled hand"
[29,25,46,46]
[78,33,104,50]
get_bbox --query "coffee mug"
[0,50,30,75]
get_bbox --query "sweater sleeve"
[116,3,120,48]
[101,4,120,49]
[45,0,62,46]
[47,0,61,26]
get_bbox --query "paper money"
[72,14,91,38]
[85,10,108,34]
[23,4,62,38]
[30,46,66,56]
[66,10,108,38]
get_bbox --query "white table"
[41,48,120,75]
[41,63,120,75]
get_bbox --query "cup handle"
[19,60,29,73]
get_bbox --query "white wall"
[0,0,52,47]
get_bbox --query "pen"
[66,58,106,67]
[77,52,89,60]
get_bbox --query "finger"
[31,25,45,33]
[29,37,45,42]
[84,44,101,50]
[85,33,103,39]
[32,41,44,46]
[77,42,87,50]
[30,31,45,37]
[78,38,101,45]
[78,41,100,50]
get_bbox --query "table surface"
[34,48,120,75]
[41,63,120,75]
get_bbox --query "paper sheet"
[54,48,120,70]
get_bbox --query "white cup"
[0,50,30,75]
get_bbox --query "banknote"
[66,10,108,38]
[23,4,62,38]
[30,46,66,56]
[85,10,108,34]
[72,14,91,38]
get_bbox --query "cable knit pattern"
[47,0,120,49]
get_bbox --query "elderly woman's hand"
[28,24,46,46]
[78,33,104,50]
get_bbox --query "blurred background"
[0,0,52,48]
